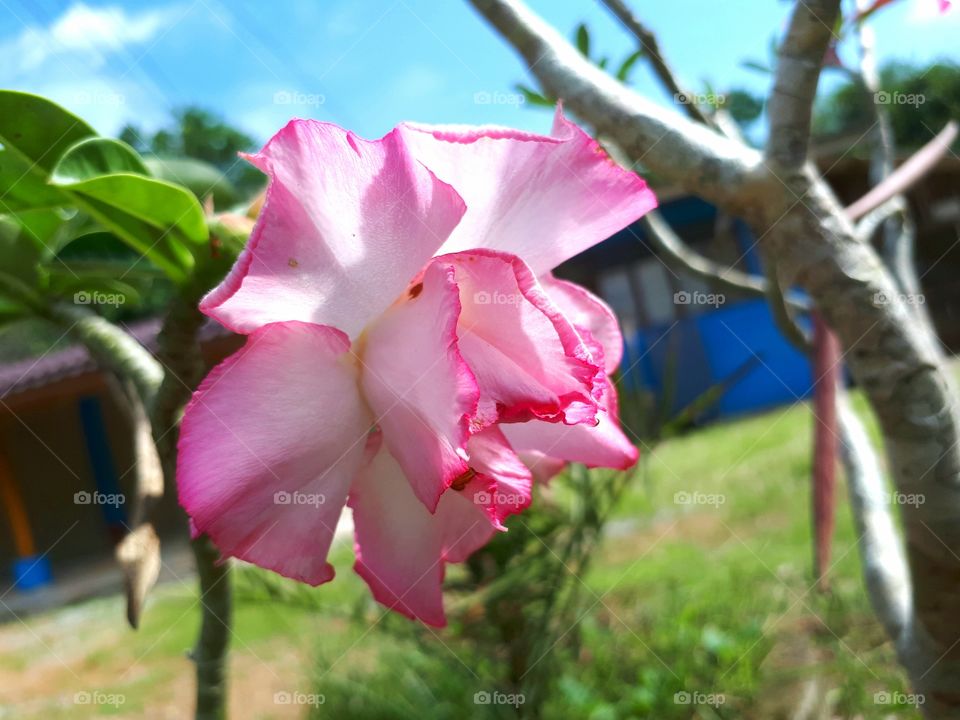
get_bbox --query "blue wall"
[625,298,813,422]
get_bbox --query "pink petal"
[516,450,567,484]
[541,275,624,374]
[177,321,371,585]
[503,379,638,472]
[399,106,656,274]
[461,426,532,531]
[444,250,603,427]
[349,448,494,627]
[201,120,467,337]
[359,261,479,511]
[436,485,499,564]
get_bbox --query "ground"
[0,389,925,719]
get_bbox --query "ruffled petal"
[399,106,656,274]
[441,250,603,428]
[541,275,624,374]
[201,120,467,337]
[349,448,495,627]
[359,261,479,511]
[503,379,638,472]
[177,322,372,585]
[459,425,532,531]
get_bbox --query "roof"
[0,317,232,401]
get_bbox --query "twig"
[845,121,959,220]
[598,0,712,126]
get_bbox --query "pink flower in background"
[853,0,951,21]
[177,108,656,625]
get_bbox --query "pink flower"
[177,108,656,626]
[854,0,950,21]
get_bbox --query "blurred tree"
[813,61,960,146]
[119,107,265,199]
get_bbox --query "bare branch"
[598,0,711,126]
[845,121,959,220]
[467,0,760,209]
[767,0,842,168]
[855,196,907,241]
[108,376,164,629]
[643,211,764,296]
[764,259,813,351]
[837,396,911,639]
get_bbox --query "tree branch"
[837,396,912,638]
[598,0,712,126]
[108,376,163,629]
[855,195,907,241]
[467,0,760,210]
[845,121,959,221]
[471,0,960,706]
[766,0,841,168]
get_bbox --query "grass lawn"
[0,390,923,719]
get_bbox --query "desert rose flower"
[177,108,655,625]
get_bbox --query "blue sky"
[0,0,957,145]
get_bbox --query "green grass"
[0,392,922,719]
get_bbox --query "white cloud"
[0,3,183,136]
[0,2,176,74]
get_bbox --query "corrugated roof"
[0,317,231,401]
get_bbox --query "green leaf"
[741,60,772,75]
[615,49,645,82]
[51,137,149,185]
[0,215,44,284]
[145,156,239,209]
[0,149,72,212]
[52,174,207,282]
[575,23,590,58]
[0,299,25,327]
[514,84,555,108]
[11,208,68,257]
[597,57,609,71]
[0,91,95,172]
[52,231,164,281]
[47,273,142,308]
[57,230,140,261]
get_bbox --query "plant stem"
[191,534,232,720]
